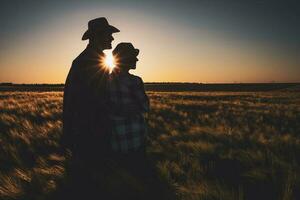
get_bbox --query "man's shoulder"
[72,50,88,66]
[72,48,104,66]
[71,50,106,80]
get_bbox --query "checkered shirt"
[107,71,149,153]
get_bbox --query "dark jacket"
[62,45,110,163]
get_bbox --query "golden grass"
[1,91,300,199]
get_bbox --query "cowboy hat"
[82,17,120,40]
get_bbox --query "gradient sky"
[0,0,299,83]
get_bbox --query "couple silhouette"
[59,17,173,200]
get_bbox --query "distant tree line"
[0,82,299,92]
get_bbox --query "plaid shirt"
[107,71,149,153]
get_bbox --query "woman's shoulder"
[128,74,143,83]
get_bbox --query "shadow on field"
[152,129,300,200]
[47,152,176,200]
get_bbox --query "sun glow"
[104,51,115,73]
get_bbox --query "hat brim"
[82,25,120,40]
[114,49,139,57]
[117,49,139,60]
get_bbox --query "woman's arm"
[131,76,150,113]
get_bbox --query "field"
[1,90,300,199]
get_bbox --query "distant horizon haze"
[1,81,299,85]
[0,1,299,83]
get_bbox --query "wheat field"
[1,91,300,200]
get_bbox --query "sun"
[104,50,115,73]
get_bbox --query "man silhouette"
[61,17,119,199]
[63,17,119,162]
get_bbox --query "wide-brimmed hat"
[82,17,120,40]
[112,42,139,58]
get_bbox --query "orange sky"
[0,1,299,83]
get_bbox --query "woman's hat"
[82,17,120,40]
[112,42,139,58]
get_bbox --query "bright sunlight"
[104,50,115,73]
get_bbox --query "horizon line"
[1,82,300,85]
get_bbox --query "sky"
[0,0,299,83]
